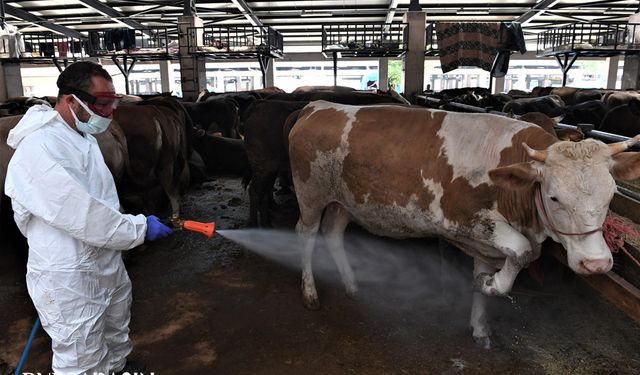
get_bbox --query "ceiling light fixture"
[456,9,490,15]
[300,10,333,17]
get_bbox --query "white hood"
[7,104,61,149]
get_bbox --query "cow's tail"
[224,97,241,138]
[241,171,252,191]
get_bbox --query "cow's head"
[489,135,640,275]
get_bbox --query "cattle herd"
[1,84,640,348]
[426,85,640,138]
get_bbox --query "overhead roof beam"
[384,0,400,24]
[544,11,592,23]
[75,0,147,29]
[230,0,263,27]
[516,0,560,25]
[4,4,87,39]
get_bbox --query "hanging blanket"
[435,22,500,73]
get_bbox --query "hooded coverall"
[5,105,147,374]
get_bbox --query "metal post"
[403,10,426,102]
[333,51,338,86]
[112,56,137,95]
[257,54,271,88]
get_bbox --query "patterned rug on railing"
[435,22,500,73]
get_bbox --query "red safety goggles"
[61,86,123,117]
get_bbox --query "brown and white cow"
[288,100,640,348]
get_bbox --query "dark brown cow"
[182,98,240,138]
[244,90,408,227]
[292,85,356,94]
[289,100,640,348]
[251,86,286,97]
[599,99,640,137]
[502,95,565,117]
[196,89,259,112]
[550,87,603,105]
[115,97,192,218]
[244,100,308,226]
[559,99,608,128]
[192,129,251,181]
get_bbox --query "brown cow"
[244,100,308,226]
[252,86,286,97]
[550,87,603,105]
[502,95,565,117]
[603,91,640,110]
[114,97,192,218]
[292,85,356,94]
[513,112,584,142]
[289,100,640,348]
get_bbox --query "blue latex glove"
[145,215,173,241]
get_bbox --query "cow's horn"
[522,142,547,162]
[609,134,640,155]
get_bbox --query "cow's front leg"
[471,257,495,349]
[475,221,537,296]
[475,256,522,296]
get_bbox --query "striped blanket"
[435,22,500,73]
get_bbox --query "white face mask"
[70,94,112,134]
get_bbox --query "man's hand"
[145,215,173,241]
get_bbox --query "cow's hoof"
[345,286,358,300]
[473,335,492,349]
[303,295,320,310]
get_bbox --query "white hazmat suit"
[5,104,147,374]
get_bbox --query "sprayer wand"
[170,216,215,238]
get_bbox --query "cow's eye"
[550,196,558,202]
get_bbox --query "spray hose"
[170,216,215,238]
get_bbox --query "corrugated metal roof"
[2,0,638,48]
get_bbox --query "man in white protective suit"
[5,61,173,375]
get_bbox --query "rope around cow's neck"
[534,185,603,237]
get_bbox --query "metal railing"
[0,32,86,60]
[321,23,407,54]
[537,22,640,55]
[86,27,176,57]
[187,25,283,57]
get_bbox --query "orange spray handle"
[182,220,215,238]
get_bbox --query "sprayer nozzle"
[183,220,215,238]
